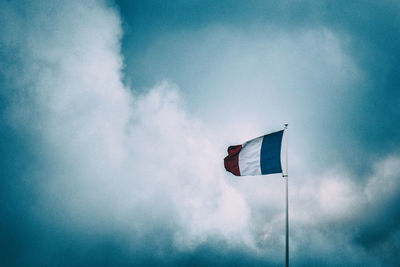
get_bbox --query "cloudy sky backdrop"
[1,0,399,266]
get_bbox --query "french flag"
[224,130,284,176]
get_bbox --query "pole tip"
[284,123,288,127]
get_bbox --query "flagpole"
[283,123,289,267]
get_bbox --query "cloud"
[1,0,400,266]
[122,24,366,176]
[0,0,254,265]
[119,0,400,164]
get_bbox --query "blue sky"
[1,0,400,266]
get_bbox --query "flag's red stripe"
[224,145,242,176]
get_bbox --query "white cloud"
[365,156,400,202]
[1,0,253,251]
[2,0,400,265]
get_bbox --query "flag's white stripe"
[238,136,262,176]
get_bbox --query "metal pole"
[283,123,289,267]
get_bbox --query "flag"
[224,130,284,176]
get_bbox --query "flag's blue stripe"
[260,130,283,175]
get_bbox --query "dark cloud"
[117,0,400,174]
[1,0,400,266]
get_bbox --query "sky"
[0,0,400,266]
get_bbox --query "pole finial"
[284,123,288,128]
